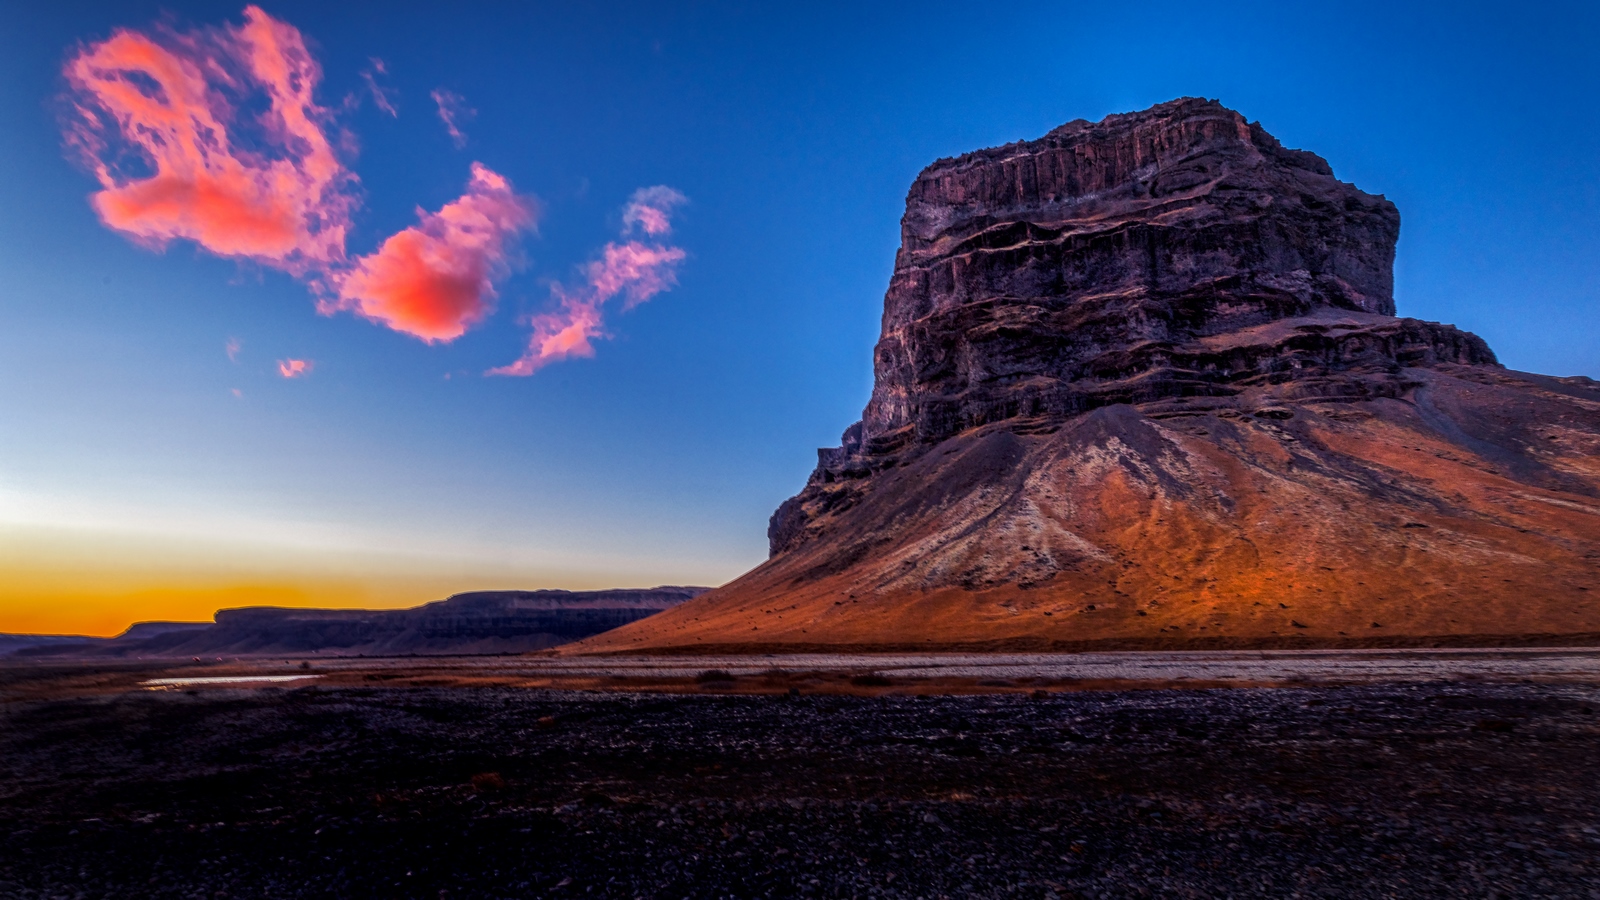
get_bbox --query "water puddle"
[140,675,321,688]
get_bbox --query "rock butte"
[578,97,1600,654]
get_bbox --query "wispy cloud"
[359,58,398,117]
[622,185,687,237]
[225,337,242,362]
[63,5,354,275]
[277,358,312,378]
[431,88,474,149]
[587,241,689,312]
[490,187,686,376]
[330,163,537,342]
[507,291,609,371]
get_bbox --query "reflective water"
[140,675,321,686]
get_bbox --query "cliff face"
[577,99,1600,654]
[772,98,1496,556]
[871,101,1401,431]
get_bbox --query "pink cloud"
[487,293,607,376]
[330,163,536,342]
[63,6,354,275]
[431,88,474,149]
[622,185,687,236]
[64,9,536,348]
[586,241,688,311]
[277,358,312,378]
[225,337,242,361]
[489,189,686,376]
[359,58,398,117]
[63,8,676,365]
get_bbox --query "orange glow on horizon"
[0,575,378,637]
[0,523,699,637]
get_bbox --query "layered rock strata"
[579,98,1600,653]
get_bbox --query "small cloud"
[231,387,243,398]
[62,7,356,275]
[489,291,608,376]
[277,358,313,378]
[329,163,537,342]
[588,241,688,311]
[622,186,688,236]
[431,88,475,149]
[490,188,687,376]
[225,337,242,362]
[360,57,398,117]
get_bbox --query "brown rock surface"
[578,98,1600,653]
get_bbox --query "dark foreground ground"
[2,678,1598,899]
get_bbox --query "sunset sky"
[3,1,1598,635]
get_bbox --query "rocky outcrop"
[577,99,1600,654]
[19,587,708,658]
[773,98,1497,555]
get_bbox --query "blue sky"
[2,1,1597,633]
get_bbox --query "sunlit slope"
[575,365,1600,653]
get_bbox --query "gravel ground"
[2,681,1598,898]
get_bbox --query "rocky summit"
[581,98,1600,653]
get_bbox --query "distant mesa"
[116,621,214,642]
[0,623,208,658]
[6,588,707,659]
[577,97,1600,653]
[0,633,105,658]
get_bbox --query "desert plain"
[3,651,1600,899]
